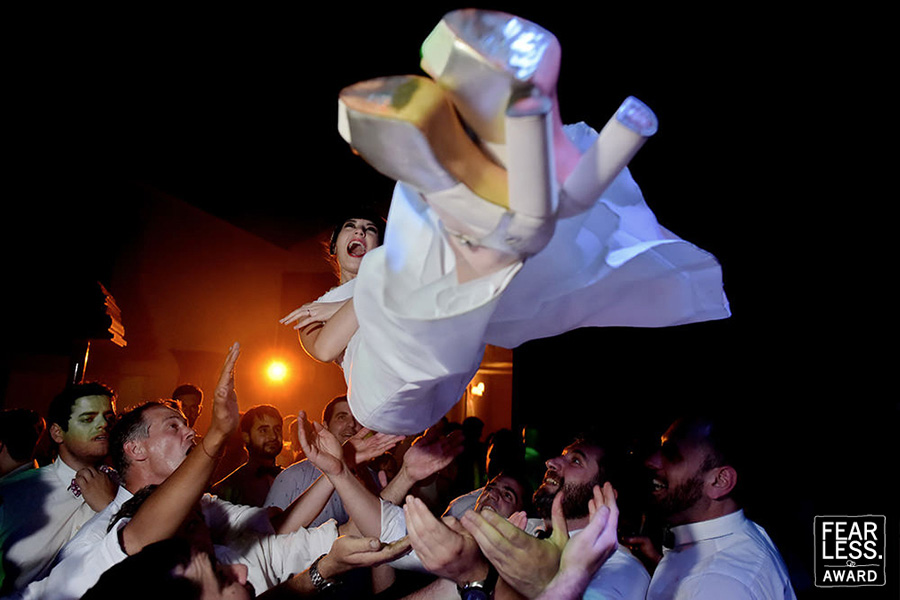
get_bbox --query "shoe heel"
[421,9,560,164]
[338,75,508,208]
[428,94,557,257]
[559,96,658,218]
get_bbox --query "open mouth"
[92,434,108,442]
[542,473,562,488]
[651,478,668,492]
[347,240,367,257]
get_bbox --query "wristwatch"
[457,565,498,600]
[309,554,339,593]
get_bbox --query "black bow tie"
[256,465,283,478]
[662,528,676,549]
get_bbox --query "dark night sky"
[9,5,888,382]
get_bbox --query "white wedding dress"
[323,123,730,435]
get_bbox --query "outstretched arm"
[405,495,491,585]
[460,490,567,598]
[461,483,619,599]
[344,427,405,467]
[269,472,336,534]
[272,427,401,534]
[535,483,619,600]
[122,343,241,555]
[381,426,464,505]
[282,299,358,363]
[258,535,411,598]
[296,410,383,538]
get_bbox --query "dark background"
[3,5,894,598]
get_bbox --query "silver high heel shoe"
[422,9,657,219]
[338,75,556,257]
[421,9,561,167]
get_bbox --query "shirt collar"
[115,485,134,503]
[669,509,745,547]
[51,455,80,481]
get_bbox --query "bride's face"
[335,218,381,281]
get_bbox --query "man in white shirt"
[15,398,279,600]
[404,436,650,600]
[644,414,797,600]
[19,344,399,599]
[0,383,117,594]
[16,345,301,600]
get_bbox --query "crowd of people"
[0,358,797,598]
[1,7,763,598]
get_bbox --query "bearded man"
[0,383,118,593]
[523,438,650,600]
[397,436,651,600]
[211,404,284,506]
[643,414,796,599]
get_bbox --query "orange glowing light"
[471,381,485,396]
[266,360,288,383]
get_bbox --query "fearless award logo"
[815,515,886,587]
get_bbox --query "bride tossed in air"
[282,9,729,435]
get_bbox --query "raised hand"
[120,343,240,556]
[207,343,241,446]
[345,427,404,466]
[535,483,619,600]
[403,426,464,482]
[379,425,464,505]
[507,510,528,531]
[562,483,618,576]
[461,499,562,598]
[405,495,489,585]
[296,410,344,476]
[326,535,411,576]
[281,299,349,331]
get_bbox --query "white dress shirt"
[569,528,650,600]
[0,458,99,592]
[344,124,729,435]
[381,499,649,599]
[648,510,797,599]
[15,486,279,600]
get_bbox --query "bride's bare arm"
[296,299,359,363]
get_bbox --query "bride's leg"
[422,10,658,219]
[420,8,580,181]
[338,76,557,265]
[559,96,659,217]
[437,93,556,283]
